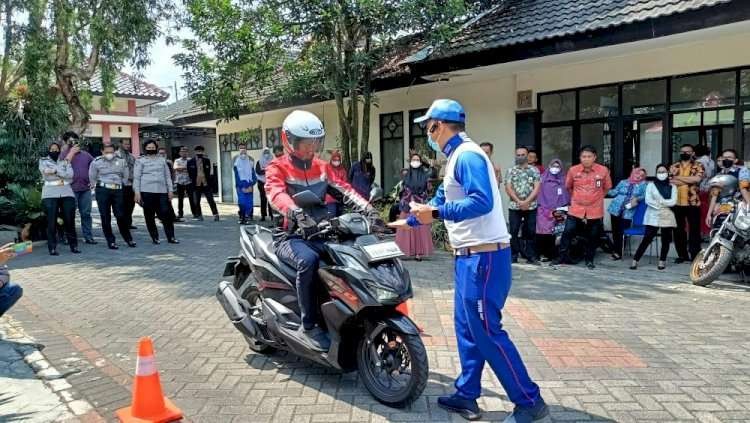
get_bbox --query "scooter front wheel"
[356,327,428,408]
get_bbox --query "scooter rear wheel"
[357,328,428,408]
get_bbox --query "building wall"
[213,23,750,204]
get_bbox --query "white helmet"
[282,110,325,155]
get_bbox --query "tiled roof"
[88,70,170,100]
[413,0,733,61]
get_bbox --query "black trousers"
[673,205,701,260]
[95,187,132,244]
[535,234,557,260]
[193,184,218,216]
[141,192,175,241]
[610,214,631,257]
[43,197,77,252]
[508,209,537,260]
[634,225,673,262]
[560,216,602,264]
[275,238,326,330]
[123,185,136,227]
[176,183,197,218]
[257,181,274,219]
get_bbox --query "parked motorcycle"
[216,189,428,407]
[690,174,750,286]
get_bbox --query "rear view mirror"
[292,190,323,208]
[369,186,384,202]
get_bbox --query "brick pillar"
[131,124,140,156]
[102,123,111,146]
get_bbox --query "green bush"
[0,183,45,225]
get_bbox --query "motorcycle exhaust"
[216,281,258,339]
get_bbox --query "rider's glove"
[365,208,386,232]
[289,208,318,239]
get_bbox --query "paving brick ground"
[3,201,750,422]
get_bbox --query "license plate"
[361,241,404,262]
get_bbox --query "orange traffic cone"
[116,337,183,423]
[396,299,424,333]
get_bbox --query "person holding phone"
[59,131,97,244]
[0,244,23,317]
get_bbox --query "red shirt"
[565,163,612,220]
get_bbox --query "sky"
[126,27,192,104]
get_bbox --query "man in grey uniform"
[116,139,137,230]
[90,144,137,250]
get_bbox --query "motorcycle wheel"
[690,244,733,287]
[244,290,275,354]
[356,327,428,408]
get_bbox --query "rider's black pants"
[275,237,326,330]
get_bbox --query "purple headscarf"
[538,159,570,209]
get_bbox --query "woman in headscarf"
[395,153,434,260]
[233,142,256,224]
[631,164,677,270]
[349,151,375,198]
[326,151,348,217]
[40,141,79,255]
[255,148,274,221]
[535,159,569,261]
[607,167,647,260]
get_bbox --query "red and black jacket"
[265,154,371,227]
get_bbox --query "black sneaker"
[84,239,98,245]
[300,326,330,351]
[126,241,137,248]
[213,215,220,221]
[70,247,81,254]
[167,238,180,244]
[502,399,550,423]
[527,258,540,265]
[437,394,482,421]
[586,261,596,269]
[49,249,59,256]
[511,257,518,264]
[193,216,204,221]
[129,225,137,230]
[108,243,119,250]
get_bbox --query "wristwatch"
[431,208,440,219]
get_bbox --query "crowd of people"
[502,142,749,270]
[39,131,231,255]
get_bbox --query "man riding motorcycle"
[705,148,750,229]
[264,110,385,351]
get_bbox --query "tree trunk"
[360,33,373,158]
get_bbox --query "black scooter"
[216,190,428,407]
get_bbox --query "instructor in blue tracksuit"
[395,99,549,422]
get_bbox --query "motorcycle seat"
[250,227,298,282]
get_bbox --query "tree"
[0,0,24,100]
[20,0,171,133]
[177,0,477,168]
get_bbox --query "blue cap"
[413,99,465,124]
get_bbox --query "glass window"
[409,109,434,161]
[623,80,666,115]
[703,109,735,126]
[670,71,736,110]
[745,110,750,123]
[266,127,282,148]
[672,130,700,157]
[673,112,701,128]
[580,123,614,168]
[541,126,573,167]
[379,112,404,193]
[579,86,618,119]
[741,69,749,104]
[540,91,575,123]
[639,121,663,176]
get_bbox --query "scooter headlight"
[373,286,399,302]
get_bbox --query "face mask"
[549,166,561,175]
[196,153,204,158]
[240,150,247,156]
[104,153,115,160]
[515,156,528,166]
[427,136,440,153]
[722,159,735,169]
[410,160,422,169]
[679,152,692,161]
[656,172,669,181]
[331,160,341,167]
[145,149,157,155]
[49,151,60,161]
